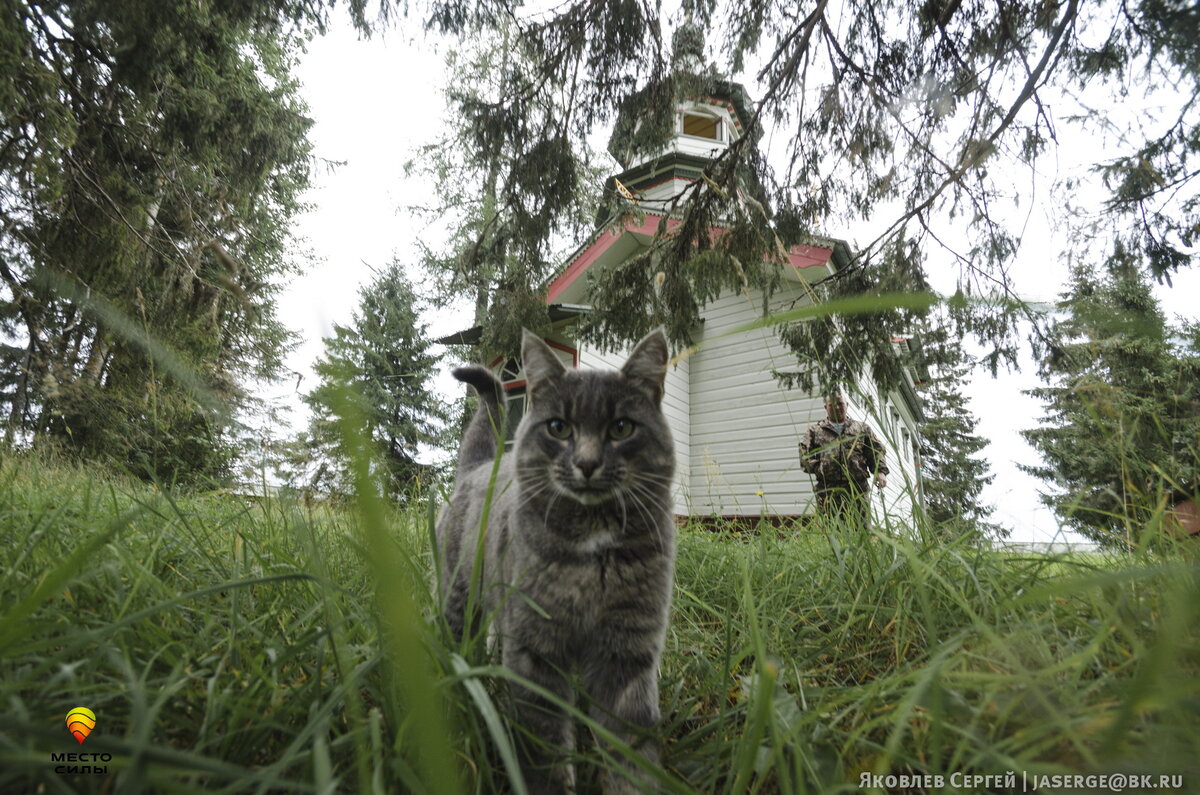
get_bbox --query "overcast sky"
[276,15,1200,544]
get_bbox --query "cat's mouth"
[565,483,617,505]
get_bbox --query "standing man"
[799,390,889,527]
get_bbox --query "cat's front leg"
[504,643,577,794]
[583,652,664,795]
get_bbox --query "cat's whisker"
[621,484,656,536]
[633,474,674,500]
[627,480,672,507]
[615,491,630,534]
[625,482,669,557]
[626,476,667,502]
[515,480,556,511]
[621,487,650,528]
[631,470,675,482]
[542,489,563,530]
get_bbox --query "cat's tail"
[453,365,506,473]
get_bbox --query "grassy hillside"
[0,453,1196,793]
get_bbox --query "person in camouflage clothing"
[799,391,888,527]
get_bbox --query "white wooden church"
[440,30,925,526]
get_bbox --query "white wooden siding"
[688,289,824,515]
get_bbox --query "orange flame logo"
[65,707,96,744]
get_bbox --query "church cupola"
[601,15,759,215]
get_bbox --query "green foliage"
[0,448,458,793]
[776,236,932,394]
[1,453,1197,792]
[414,0,1197,390]
[406,26,605,358]
[1023,248,1200,547]
[285,263,447,502]
[918,308,1002,542]
[0,0,330,482]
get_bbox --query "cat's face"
[515,331,675,508]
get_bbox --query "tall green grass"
[0,450,1196,793]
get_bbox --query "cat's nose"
[576,459,600,479]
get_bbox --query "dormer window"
[681,111,724,141]
[503,385,526,446]
[496,357,526,449]
[500,357,521,381]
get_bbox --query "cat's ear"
[621,327,669,405]
[521,329,567,394]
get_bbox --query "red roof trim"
[545,338,579,367]
[787,244,835,269]
[546,213,833,302]
[547,214,674,302]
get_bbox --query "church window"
[494,357,526,449]
[681,112,722,141]
[504,386,526,447]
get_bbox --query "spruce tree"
[290,264,447,501]
[1022,248,1200,547]
[406,25,604,359]
[918,310,1001,541]
[0,1,360,481]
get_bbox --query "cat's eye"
[546,418,572,439]
[609,418,635,440]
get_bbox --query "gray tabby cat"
[437,329,676,794]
